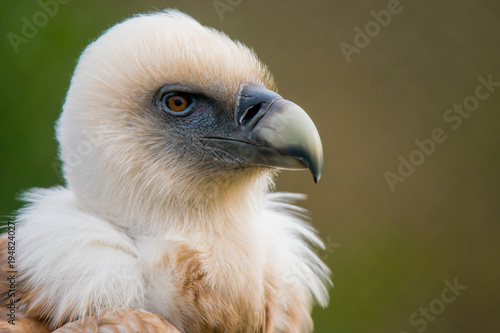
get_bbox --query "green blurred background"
[1,0,499,332]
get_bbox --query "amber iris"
[166,95,189,112]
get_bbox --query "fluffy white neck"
[73,167,275,238]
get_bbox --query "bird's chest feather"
[141,240,274,333]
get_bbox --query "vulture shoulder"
[0,234,180,332]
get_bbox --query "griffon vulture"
[0,10,331,333]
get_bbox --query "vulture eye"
[160,93,193,115]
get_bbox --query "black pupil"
[174,97,183,107]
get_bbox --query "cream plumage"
[1,10,330,332]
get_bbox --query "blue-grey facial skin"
[151,83,323,182]
[150,83,235,167]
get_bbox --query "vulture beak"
[203,85,324,183]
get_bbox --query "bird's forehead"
[78,11,276,108]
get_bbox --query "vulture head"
[58,10,323,232]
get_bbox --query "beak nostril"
[240,103,262,126]
[235,85,281,128]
